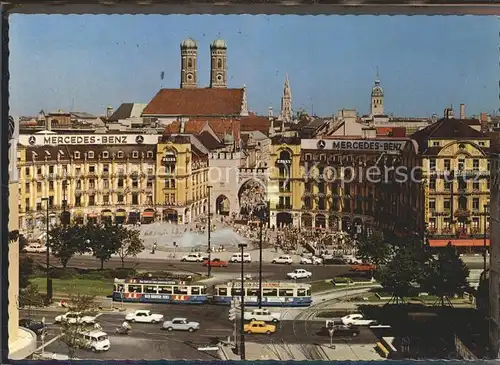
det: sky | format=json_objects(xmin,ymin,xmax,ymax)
[{"xmin": 9, "ymin": 15, "xmax": 499, "ymax": 118}]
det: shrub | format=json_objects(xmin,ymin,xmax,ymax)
[{"xmin": 333, "ymin": 277, "xmax": 353, "ymax": 284}]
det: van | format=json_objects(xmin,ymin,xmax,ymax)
[
  {"xmin": 229, "ymin": 253, "xmax": 252, "ymax": 263},
  {"xmin": 77, "ymin": 330, "xmax": 111, "ymax": 352}
]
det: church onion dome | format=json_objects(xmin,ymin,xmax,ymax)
[
  {"xmin": 371, "ymin": 80, "xmax": 384, "ymax": 97},
  {"xmin": 181, "ymin": 38, "xmax": 198, "ymax": 49},
  {"xmin": 211, "ymin": 39, "xmax": 227, "ymax": 49}
]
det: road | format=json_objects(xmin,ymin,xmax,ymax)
[
  {"xmin": 21, "ymin": 305, "xmax": 377, "ymax": 360},
  {"xmin": 27, "ymin": 253, "xmax": 352, "ymax": 282}
]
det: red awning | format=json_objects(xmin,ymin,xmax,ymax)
[
  {"xmin": 142, "ymin": 211, "xmax": 155, "ymax": 218},
  {"xmin": 429, "ymin": 239, "xmax": 490, "ymax": 247}
]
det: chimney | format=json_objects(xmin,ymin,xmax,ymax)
[
  {"xmin": 106, "ymin": 106, "xmax": 113, "ymax": 118},
  {"xmin": 47, "ymin": 119, "xmax": 52, "ymax": 131},
  {"xmin": 460, "ymin": 104, "xmax": 466, "ymax": 120}
]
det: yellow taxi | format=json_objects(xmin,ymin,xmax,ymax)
[{"xmin": 244, "ymin": 320, "xmax": 276, "ymax": 335}]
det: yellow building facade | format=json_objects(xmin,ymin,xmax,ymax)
[{"xmin": 413, "ymin": 116, "xmax": 491, "ymax": 251}]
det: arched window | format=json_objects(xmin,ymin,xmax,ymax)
[
  {"xmin": 188, "ymin": 58, "xmax": 193, "ymax": 68},
  {"xmin": 217, "ymin": 59, "xmax": 222, "ymax": 68},
  {"xmin": 279, "ymin": 150, "xmax": 291, "ymax": 161}
]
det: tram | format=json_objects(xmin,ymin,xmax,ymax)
[
  {"xmin": 112, "ymin": 278, "xmax": 209, "ymax": 304},
  {"xmin": 213, "ymin": 281, "xmax": 312, "ymax": 307}
]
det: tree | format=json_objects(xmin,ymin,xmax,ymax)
[
  {"xmin": 19, "ymin": 283, "xmax": 43, "ymax": 316},
  {"xmin": 419, "ymin": 243, "xmax": 470, "ymax": 306},
  {"xmin": 116, "ymin": 226, "xmax": 145, "ymax": 269},
  {"xmin": 19, "ymin": 255, "xmax": 35, "ymax": 289},
  {"xmin": 48, "ymin": 224, "xmax": 85, "ymax": 268},
  {"xmin": 356, "ymin": 230, "xmax": 394, "ymax": 268},
  {"xmin": 377, "ymin": 238, "xmax": 431, "ymax": 304},
  {"xmin": 83, "ymin": 221, "xmax": 122, "ymax": 270},
  {"xmin": 59, "ymin": 293, "xmax": 98, "ymax": 359}
]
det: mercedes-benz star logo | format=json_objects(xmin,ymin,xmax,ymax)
[
  {"xmin": 317, "ymin": 140, "xmax": 326, "ymax": 149},
  {"xmin": 28, "ymin": 136, "xmax": 36, "ymax": 146},
  {"xmin": 135, "ymin": 135, "xmax": 144, "ymax": 144}
]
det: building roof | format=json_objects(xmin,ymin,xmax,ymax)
[
  {"xmin": 108, "ymin": 103, "xmax": 147, "ymax": 122},
  {"xmin": 142, "ymin": 88, "xmax": 244, "ymax": 116},
  {"xmin": 376, "ymin": 127, "xmax": 407, "ymax": 137},
  {"xmin": 239, "ymin": 114, "xmax": 270, "ymax": 135},
  {"xmin": 70, "ymin": 112, "xmax": 96, "ymax": 119},
  {"xmin": 163, "ymin": 120, "xmax": 208, "ymax": 135},
  {"xmin": 197, "ymin": 131, "xmax": 224, "ymax": 150},
  {"xmin": 411, "ymin": 118, "xmax": 488, "ymax": 154}
]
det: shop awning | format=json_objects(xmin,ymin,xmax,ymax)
[
  {"xmin": 142, "ymin": 211, "xmax": 155, "ymax": 218},
  {"xmin": 101, "ymin": 211, "xmax": 112, "ymax": 216},
  {"xmin": 116, "ymin": 211, "xmax": 126, "ymax": 217},
  {"xmin": 128, "ymin": 212, "xmax": 140, "ymax": 217},
  {"xmin": 87, "ymin": 213, "xmax": 98, "ymax": 218},
  {"xmin": 429, "ymin": 239, "xmax": 490, "ymax": 247}
]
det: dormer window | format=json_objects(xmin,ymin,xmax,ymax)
[
  {"xmin": 102, "ymin": 151, "xmax": 109, "ymax": 159},
  {"xmin": 147, "ymin": 151, "xmax": 153, "ymax": 159},
  {"xmin": 132, "ymin": 151, "xmax": 139, "ymax": 159},
  {"xmin": 117, "ymin": 151, "xmax": 124, "ymax": 158},
  {"xmin": 74, "ymin": 151, "xmax": 80, "ymax": 159},
  {"xmin": 88, "ymin": 151, "xmax": 94, "ymax": 159},
  {"xmin": 432, "ymin": 142, "xmax": 439, "ymax": 147}
]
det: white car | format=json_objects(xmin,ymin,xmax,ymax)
[
  {"xmin": 344, "ymin": 255, "xmax": 362, "ymax": 264},
  {"xmin": 341, "ymin": 314, "xmax": 377, "ymax": 326},
  {"xmin": 286, "ymin": 269, "xmax": 312, "ymax": 280},
  {"xmin": 244, "ymin": 309, "xmax": 281, "ymax": 323},
  {"xmin": 125, "ymin": 310, "xmax": 164, "ymax": 324},
  {"xmin": 77, "ymin": 330, "xmax": 111, "ymax": 352},
  {"xmin": 54, "ymin": 312, "xmax": 97, "ymax": 325},
  {"xmin": 161, "ymin": 318, "xmax": 200, "ymax": 332},
  {"xmin": 300, "ymin": 256, "xmax": 322, "ymax": 265},
  {"xmin": 229, "ymin": 253, "xmax": 252, "ymax": 263},
  {"xmin": 271, "ymin": 255, "xmax": 293, "ymax": 265},
  {"xmin": 181, "ymin": 253, "xmax": 204, "ymax": 262}
]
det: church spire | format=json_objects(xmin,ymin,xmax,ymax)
[{"xmin": 280, "ymin": 74, "xmax": 292, "ymax": 123}]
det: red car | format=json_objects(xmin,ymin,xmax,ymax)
[
  {"xmin": 203, "ymin": 258, "xmax": 228, "ymax": 267},
  {"xmin": 350, "ymin": 263, "xmax": 376, "ymax": 272}
]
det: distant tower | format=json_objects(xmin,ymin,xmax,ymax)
[
  {"xmin": 210, "ymin": 39, "xmax": 227, "ymax": 88},
  {"xmin": 370, "ymin": 69, "xmax": 384, "ymax": 116},
  {"xmin": 280, "ymin": 74, "xmax": 293, "ymax": 123},
  {"xmin": 180, "ymin": 38, "xmax": 198, "ymax": 88}
]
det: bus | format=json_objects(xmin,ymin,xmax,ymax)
[
  {"xmin": 213, "ymin": 281, "xmax": 312, "ymax": 307},
  {"xmin": 112, "ymin": 278, "xmax": 209, "ymax": 304}
]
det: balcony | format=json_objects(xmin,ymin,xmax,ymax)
[
  {"xmin": 454, "ymin": 209, "xmax": 470, "ymax": 218},
  {"xmin": 276, "ymin": 204, "xmax": 293, "ymax": 210}
]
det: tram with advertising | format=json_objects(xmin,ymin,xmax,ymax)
[
  {"xmin": 112, "ymin": 278, "xmax": 209, "ymax": 304},
  {"xmin": 213, "ymin": 281, "xmax": 312, "ymax": 307}
]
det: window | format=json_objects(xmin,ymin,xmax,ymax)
[
  {"xmin": 429, "ymin": 199, "xmax": 436, "ymax": 211},
  {"xmin": 173, "ymin": 286, "xmax": 188, "ymax": 295},
  {"xmin": 25, "ymin": 167, "xmax": 30, "ymax": 176},
  {"xmin": 132, "ymin": 151, "xmax": 139, "ymax": 158},
  {"xmin": 103, "ymin": 164, "xmax": 109, "ymax": 172},
  {"xmin": 74, "ymin": 151, "xmax": 80, "ymax": 159},
  {"xmin": 187, "ymin": 58, "xmax": 192, "ymax": 68},
  {"xmin": 473, "ymin": 159, "xmax": 479, "ymax": 170},
  {"xmin": 473, "ymin": 198, "xmax": 480, "ymax": 211},
  {"xmin": 262, "ymin": 289, "xmax": 277, "ymax": 297},
  {"xmin": 103, "ymin": 195, "xmax": 109, "ymax": 204},
  {"xmin": 76, "ymin": 167, "xmax": 81, "ymax": 175},
  {"xmin": 144, "ymin": 286, "xmax": 156, "ymax": 294},
  {"xmin": 429, "ymin": 179, "xmax": 436, "ymax": 190},
  {"xmin": 25, "ymin": 182, "xmax": 30, "ymax": 192},
  {"xmin": 89, "ymin": 179, "xmax": 95, "ymax": 189},
  {"xmin": 132, "ymin": 193, "xmax": 139, "ymax": 205},
  {"xmin": 103, "ymin": 179, "xmax": 109, "ymax": 189},
  {"xmin": 25, "ymin": 198, "xmax": 29, "ymax": 210},
  {"xmin": 118, "ymin": 179, "xmax": 124, "ymax": 188},
  {"xmin": 429, "ymin": 159, "xmax": 436, "ymax": 170},
  {"xmin": 432, "ymin": 141, "xmax": 440, "ymax": 147},
  {"xmin": 88, "ymin": 195, "xmax": 95, "ymax": 205},
  {"xmin": 102, "ymin": 151, "xmax": 109, "ymax": 158},
  {"xmin": 89, "ymin": 165, "xmax": 95, "ymax": 173},
  {"xmin": 191, "ymin": 287, "xmax": 200, "ymax": 295},
  {"xmin": 49, "ymin": 181, "xmax": 54, "ymax": 191},
  {"xmin": 132, "ymin": 179, "xmax": 139, "ymax": 188},
  {"xmin": 36, "ymin": 182, "xmax": 42, "ymax": 192},
  {"xmin": 36, "ymin": 202, "xmax": 42, "ymax": 211},
  {"xmin": 147, "ymin": 151, "xmax": 153, "ymax": 158},
  {"xmin": 158, "ymin": 286, "xmax": 173, "ymax": 294},
  {"xmin": 444, "ymin": 181, "xmax": 451, "ymax": 191},
  {"xmin": 117, "ymin": 194, "xmax": 124, "ymax": 203},
  {"xmin": 117, "ymin": 151, "xmax": 124, "ymax": 158},
  {"xmin": 473, "ymin": 181, "xmax": 480, "ymax": 191},
  {"xmin": 75, "ymin": 196, "xmax": 81, "ymax": 207},
  {"xmin": 444, "ymin": 159, "xmax": 451, "ymax": 171},
  {"xmin": 48, "ymin": 166, "xmax": 54, "ymax": 174},
  {"xmin": 444, "ymin": 199, "xmax": 451, "ymax": 211},
  {"xmin": 37, "ymin": 167, "xmax": 42, "ymax": 175},
  {"xmin": 88, "ymin": 151, "xmax": 94, "ymax": 159},
  {"xmin": 297, "ymin": 288, "xmax": 307, "ymax": 297}
]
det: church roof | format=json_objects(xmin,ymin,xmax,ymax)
[
  {"xmin": 239, "ymin": 114, "xmax": 270, "ymax": 135},
  {"xmin": 142, "ymin": 88, "xmax": 244, "ymax": 117}
]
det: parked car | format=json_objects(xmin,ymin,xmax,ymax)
[
  {"xmin": 286, "ymin": 269, "xmax": 312, "ymax": 280},
  {"xmin": 125, "ymin": 310, "xmax": 164, "ymax": 324},
  {"xmin": 341, "ymin": 314, "xmax": 377, "ymax": 326},
  {"xmin": 343, "ymin": 255, "xmax": 362, "ymax": 264},
  {"xmin": 318, "ymin": 324, "xmax": 360, "ymax": 337},
  {"xmin": 350, "ymin": 263, "xmax": 376, "ymax": 272},
  {"xmin": 229, "ymin": 253, "xmax": 252, "ymax": 263},
  {"xmin": 324, "ymin": 257, "xmax": 347, "ymax": 265},
  {"xmin": 161, "ymin": 318, "xmax": 200, "ymax": 332},
  {"xmin": 202, "ymin": 258, "xmax": 228, "ymax": 267},
  {"xmin": 19, "ymin": 318, "xmax": 47, "ymax": 335},
  {"xmin": 244, "ymin": 309, "xmax": 281, "ymax": 323},
  {"xmin": 300, "ymin": 256, "xmax": 322, "ymax": 265},
  {"xmin": 181, "ymin": 253, "xmax": 204, "ymax": 262},
  {"xmin": 244, "ymin": 320, "xmax": 276, "ymax": 335},
  {"xmin": 271, "ymin": 255, "xmax": 293, "ymax": 265},
  {"xmin": 54, "ymin": 312, "xmax": 97, "ymax": 325}
]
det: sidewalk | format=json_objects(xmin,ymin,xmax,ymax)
[
  {"xmin": 317, "ymin": 343, "xmax": 385, "ymax": 361},
  {"xmin": 219, "ymin": 342, "xmax": 309, "ymax": 360}
]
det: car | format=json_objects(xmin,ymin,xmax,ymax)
[
  {"xmin": 286, "ymin": 268, "xmax": 312, "ymax": 280},
  {"xmin": 54, "ymin": 312, "xmax": 97, "ymax": 325},
  {"xmin": 77, "ymin": 330, "xmax": 111, "ymax": 352},
  {"xmin": 324, "ymin": 257, "xmax": 347, "ymax": 265},
  {"xmin": 271, "ymin": 255, "xmax": 293, "ymax": 265},
  {"xmin": 343, "ymin": 255, "xmax": 362, "ymax": 264},
  {"xmin": 161, "ymin": 318, "xmax": 200, "ymax": 332},
  {"xmin": 229, "ymin": 253, "xmax": 252, "ymax": 263},
  {"xmin": 19, "ymin": 318, "xmax": 47, "ymax": 335},
  {"xmin": 125, "ymin": 310, "xmax": 164, "ymax": 324},
  {"xmin": 300, "ymin": 256, "xmax": 322, "ymax": 265},
  {"xmin": 318, "ymin": 324, "xmax": 360, "ymax": 337},
  {"xmin": 244, "ymin": 320, "xmax": 276, "ymax": 335},
  {"xmin": 350, "ymin": 263, "xmax": 376, "ymax": 272},
  {"xmin": 181, "ymin": 253, "xmax": 204, "ymax": 262},
  {"xmin": 244, "ymin": 309, "xmax": 281, "ymax": 323},
  {"xmin": 341, "ymin": 314, "xmax": 377, "ymax": 326},
  {"xmin": 203, "ymin": 258, "xmax": 228, "ymax": 267}
]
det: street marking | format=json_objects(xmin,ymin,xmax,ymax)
[
  {"xmin": 34, "ymin": 334, "xmax": 62, "ymax": 352},
  {"xmin": 204, "ymin": 328, "xmax": 232, "ymax": 332}
]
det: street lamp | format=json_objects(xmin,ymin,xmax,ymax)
[
  {"xmin": 207, "ymin": 185, "xmax": 213, "ymax": 277},
  {"xmin": 41, "ymin": 197, "xmax": 52, "ymax": 302},
  {"xmin": 483, "ymin": 204, "xmax": 490, "ymax": 272},
  {"xmin": 238, "ymin": 243, "xmax": 247, "ymax": 360}
]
